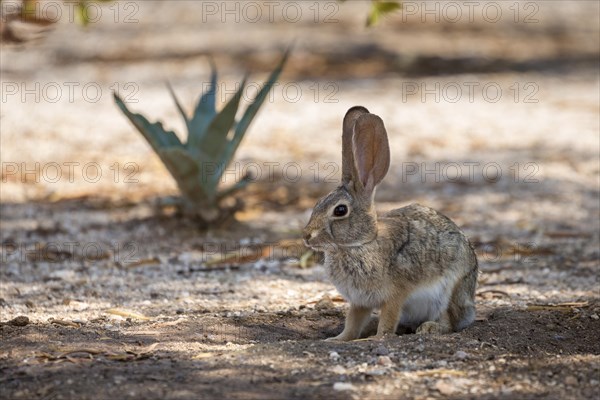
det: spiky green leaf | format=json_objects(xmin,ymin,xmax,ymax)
[
  {"xmin": 188, "ymin": 58, "xmax": 218, "ymax": 149},
  {"xmin": 219, "ymin": 50, "xmax": 290, "ymax": 175},
  {"xmin": 200, "ymin": 76, "xmax": 247, "ymax": 165},
  {"xmin": 114, "ymin": 93, "xmax": 183, "ymax": 151},
  {"xmin": 166, "ymin": 81, "xmax": 191, "ymax": 131}
]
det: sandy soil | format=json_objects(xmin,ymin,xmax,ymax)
[{"xmin": 1, "ymin": 1, "xmax": 599, "ymax": 399}]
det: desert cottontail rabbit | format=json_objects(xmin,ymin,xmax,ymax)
[{"xmin": 303, "ymin": 106, "xmax": 478, "ymax": 341}]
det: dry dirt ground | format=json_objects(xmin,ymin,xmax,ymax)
[{"xmin": 1, "ymin": 1, "xmax": 599, "ymax": 399}]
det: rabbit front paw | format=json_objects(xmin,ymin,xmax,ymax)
[{"xmin": 325, "ymin": 333, "xmax": 356, "ymax": 342}]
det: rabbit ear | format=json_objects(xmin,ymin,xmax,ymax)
[
  {"xmin": 352, "ymin": 114, "xmax": 390, "ymax": 198},
  {"xmin": 342, "ymin": 106, "xmax": 370, "ymax": 184}
]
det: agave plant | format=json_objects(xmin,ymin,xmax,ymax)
[{"xmin": 114, "ymin": 51, "xmax": 289, "ymax": 223}]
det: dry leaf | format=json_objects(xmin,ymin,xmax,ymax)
[
  {"xmin": 545, "ymin": 231, "xmax": 591, "ymax": 239},
  {"xmin": 48, "ymin": 318, "xmax": 81, "ymax": 328},
  {"xmin": 106, "ymin": 308, "xmax": 151, "ymax": 320},
  {"xmin": 193, "ymin": 352, "xmax": 215, "ymax": 360},
  {"xmin": 126, "ymin": 342, "xmax": 158, "ymax": 356},
  {"xmin": 526, "ymin": 301, "xmax": 589, "ymax": 312},
  {"xmin": 205, "ymin": 246, "xmax": 270, "ymax": 266},
  {"xmin": 299, "ymin": 250, "xmax": 314, "ymax": 269},
  {"xmin": 415, "ymin": 369, "xmax": 467, "ymax": 377},
  {"xmin": 125, "ymin": 257, "xmax": 161, "ymax": 268}
]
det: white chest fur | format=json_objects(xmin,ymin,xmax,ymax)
[
  {"xmin": 324, "ymin": 250, "xmax": 390, "ymax": 308},
  {"xmin": 399, "ymin": 277, "xmax": 451, "ymax": 329}
]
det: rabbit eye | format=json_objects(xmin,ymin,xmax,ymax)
[{"xmin": 333, "ymin": 204, "xmax": 348, "ymax": 217}]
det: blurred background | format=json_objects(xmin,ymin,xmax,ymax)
[{"xmin": 2, "ymin": 0, "xmax": 598, "ymax": 207}]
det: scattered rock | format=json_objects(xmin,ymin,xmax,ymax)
[
  {"xmin": 315, "ymin": 296, "xmax": 334, "ymax": 310},
  {"xmin": 454, "ymin": 350, "xmax": 469, "ymax": 360},
  {"xmin": 435, "ymin": 380, "xmax": 458, "ymax": 395},
  {"xmin": 331, "ymin": 365, "xmax": 346, "ymax": 374},
  {"xmin": 333, "ymin": 382, "xmax": 355, "ymax": 391},
  {"xmin": 366, "ymin": 368, "xmax": 386, "ymax": 376},
  {"xmin": 8, "ymin": 316, "xmax": 29, "ymax": 326},
  {"xmin": 104, "ymin": 324, "xmax": 119, "ymax": 332},
  {"xmin": 329, "ymin": 351, "xmax": 340, "ymax": 361},
  {"xmin": 469, "ymin": 386, "xmax": 481, "ymax": 394},
  {"xmin": 377, "ymin": 356, "xmax": 393, "ymax": 367},
  {"xmin": 48, "ymin": 269, "xmax": 75, "ymax": 281},
  {"xmin": 226, "ymin": 311, "xmax": 242, "ymax": 318},
  {"xmin": 373, "ymin": 345, "xmax": 389, "ymax": 355},
  {"xmin": 565, "ymin": 376, "xmax": 578, "ymax": 386}
]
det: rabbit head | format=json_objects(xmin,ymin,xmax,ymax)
[{"xmin": 303, "ymin": 106, "xmax": 390, "ymax": 251}]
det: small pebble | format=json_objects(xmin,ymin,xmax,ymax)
[
  {"xmin": 469, "ymin": 386, "xmax": 481, "ymax": 394},
  {"xmin": 454, "ymin": 350, "xmax": 468, "ymax": 360},
  {"xmin": 565, "ymin": 376, "xmax": 578, "ymax": 386},
  {"xmin": 8, "ymin": 316, "xmax": 29, "ymax": 326},
  {"xmin": 366, "ymin": 368, "xmax": 386, "ymax": 376},
  {"xmin": 104, "ymin": 324, "xmax": 119, "ymax": 331},
  {"xmin": 333, "ymin": 382, "xmax": 354, "ymax": 391},
  {"xmin": 315, "ymin": 297, "xmax": 334, "ymax": 310},
  {"xmin": 373, "ymin": 345, "xmax": 389, "ymax": 356},
  {"xmin": 377, "ymin": 356, "xmax": 393, "ymax": 367},
  {"xmin": 331, "ymin": 365, "xmax": 346, "ymax": 374},
  {"xmin": 329, "ymin": 351, "xmax": 340, "ymax": 361},
  {"xmin": 435, "ymin": 381, "xmax": 458, "ymax": 395}
]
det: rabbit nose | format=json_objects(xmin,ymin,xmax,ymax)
[
  {"xmin": 303, "ymin": 233, "xmax": 312, "ymax": 244},
  {"xmin": 303, "ymin": 231, "xmax": 315, "ymax": 246}
]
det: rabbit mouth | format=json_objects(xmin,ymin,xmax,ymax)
[
  {"xmin": 304, "ymin": 238, "xmax": 336, "ymax": 252},
  {"xmin": 304, "ymin": 241, "xmax": 327, "ymax": 251}
]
